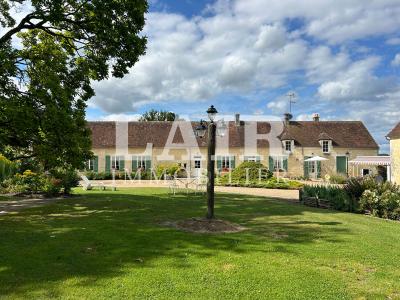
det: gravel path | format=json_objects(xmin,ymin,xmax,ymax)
[
  {"xmin": 0, "ymin": 181, "xmax": 299, "ymax": 214},
  {"xmin": 82, "ymin": 180, "xmax": 300, "ymax": 201}
]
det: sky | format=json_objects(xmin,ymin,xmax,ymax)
[{"xmin": 2, "ymin": 0, "xmax": 400, "ymax": 153}]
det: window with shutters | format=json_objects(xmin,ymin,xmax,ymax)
[
  {"xmin": 220, "ymin": 156, "xmax": 230, "ymax": 169},
  {"xmin": 87, "ymin": 159, "xmax": 95, "ymax": 171},
  {"xmin": 111, "ymin": 156, "xmax": 124, "ymax": 170},
  {"xmin": 133, "ymin": 155, "xmax": 149, "ymax": 169}
]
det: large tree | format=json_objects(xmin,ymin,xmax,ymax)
[
  {"xmin": 139, "ymin": 109, "xmax": 177, "ymax": 122},
  {"xmin": 0, "ymin": 0, "xmax": 147, "ymax": 169}
]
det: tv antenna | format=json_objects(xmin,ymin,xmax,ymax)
[{"xmin": 286, "ymin": 92, "xmax": 297, "ymax": 113}]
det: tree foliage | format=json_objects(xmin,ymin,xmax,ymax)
[
  {"xmin": 0, "ymin": 0, "xmax": 148, "ymax": 169},
  {"xmin": 139, "ymin": 109, "xmax": 177, "ymax": 122}
]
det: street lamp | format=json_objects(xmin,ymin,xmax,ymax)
[
  {"xmin": 345, "ymin": 151, "xmax": 351, "ymax": 177},
  {"xmin": 195, "ymin": 105, "xmax": 226, "ymax": 219}
]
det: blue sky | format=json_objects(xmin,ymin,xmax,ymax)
[{"xmin": 87, "ymin": 0, "xmax": 400, "ymax": 153}]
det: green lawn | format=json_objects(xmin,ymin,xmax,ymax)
[{"xmin": 1, "ymin": 188, "xmax": 400, "ymax": 299}]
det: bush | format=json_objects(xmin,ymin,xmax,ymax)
[
  {"xmin": 219, "ymin": 162, "xmax": 272, "ymax": 184},
  {"xmin": 155, "ymin": 164, "xmax": 181, "ymax": 179},
  {"xmin": 0, "ymin": 170, "xmax": 62, "ymax": 196},
  {"xmin": 50, "ymin": 168, "xmax": 79, "ymax": 194},
  {"xmin": 329, "ymin": 173, "xmax": 347, "ymax": 184},
  {"xmin": 0, "ymin": 154, "xmax": 17, "ymax": 182},
  {"xmin": 344, "ymin": 176, "xmax": 399, "ymax": 210},
  {"xmin": 42, "ymin": 178, "xmax": 62, "ymax": 196},
  {"xmin": 360, "ymin": 189, "xmax": 400, "ymax": 220},
  {"xmin": 302, "ymin": 185, "xmax": 352, "ymax": 211}
]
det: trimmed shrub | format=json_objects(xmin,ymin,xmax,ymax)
[
  {"xmin": 302, "ymin": 185, "xmax": 352, "ymax": 211},
  {"xmin": 50, "ymin": 168, "xmax": 80, "ymax": 194},
  {"xmin": 329, "ymin": 173, "xmax": 347, "ymax": 184},
  {"xmin": 219, "ymin": 162, "xmax": 272, "ymax": 184}
]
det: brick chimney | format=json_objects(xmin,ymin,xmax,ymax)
[
  {"xmin": 235, "ymin": 113, "xmax": 240, "ymax": 126},
  {"xmin": 284, "ymin": 113, "xmax": 293, "ymax": 126}
]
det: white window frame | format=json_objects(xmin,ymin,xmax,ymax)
[
  {"xmin": 194, "ymin": 160, "xmax": 201, "ymax": 169},
  {"xmin": 362, "ymin": 168, "xmax": 370, "ymax": 177},
  {"xmin": 87, "ymin": 159, "xmax": 95, "ymax": 171},
  {"xmin": 322, "ymin": 140, "xmax": 330, "ymax": 153},
  {"xmin": 220, "ymin": 155, "xmax": 231, "ymax": 169},
  {"xmin": 133, "ymin": 155, "xmax": 150, "ymax": 170},
  {"xmin": 244, "ymin": 155, "xmax": 260, "ymax": 162},
  {"xmin": 111, "ymin": 155, "xmax": 123, "ymax": 170},
  {"xmin": 285, "ymin": 140, "xmax": 292, "ymax": 152}
]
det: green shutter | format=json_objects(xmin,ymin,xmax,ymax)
[
  {"xmin": 105, "ymin": 155, "xmax": 111, "ymax": 173},
  {"xmin": 145, "ymin": 156, "xmax": 152, "ymax": 170},
  {"xmin": 119, "ymin": 156, "xmax": 125, "ymax": 171},
  {"xmin": 216, "ymin": 156, "xmax": 222, "ymax": 170},
  {"xmin": 230, "ymin": 156, "xmax": 235, "ymax": 169},
  {"xmin": 93, "ymin": 156, "xmax": 98, "ymax": 172},
  {"xmin": 268, "ymin": 156, "xmax": 274, "ymax": 171},
  {"xmin": 317, "ymin": 161, "xmax": 321, "ymax": 178},
  {"xmin": 283, "ymin": 157, "xmax": 288, "ymax": 171},
  {"xmin": 132, "ymin": 156, "xmax": 138, "ymax": 170},
  {"xmin": 336, "ymin": 156, "xmax": 347, "ymax": 174},
  {"xmin": 304, "ymin": 156, "xmax": 310, "ymax": 178},
  {"xmin": 256, "ymin": 156, "xmax": 261, "ymax": 162}
]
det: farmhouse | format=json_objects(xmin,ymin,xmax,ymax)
[{"xmin": 87, "ymin": 113, "xmax": 379, "ymax": 179}]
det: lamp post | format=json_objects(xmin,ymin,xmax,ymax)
[
  {"xmin": 195, "ymin": 105, "xmax": 225, "ymax": 219},
  {"xmin": 345, "ymin": 151, "xmax": 350, "ymax": 177}
]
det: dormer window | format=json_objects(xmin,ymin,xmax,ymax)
[
  {"xmin": 282, "ymin": 140, "xmax": 294, "ymax": 154},
  {"xmin": 285, "ymin": 140, "xmax": 292, "ymax": 152},
  {"xmin": 322, "ymin": 140, "xmax": 329, "ymax": 153},
  {"xmin": 318, "ymin": 132, "xmax": 333, "ymax": 154}
]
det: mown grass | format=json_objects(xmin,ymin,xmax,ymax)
[{"xmin": 0, "ymin": 188, "xmax": 400, "ymax": 299}]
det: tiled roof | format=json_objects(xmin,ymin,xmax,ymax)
[
  {"xmin": 318, "ymin": 132, "xmax": 333, "ymax": 141},
  {"xmin": 386, "ymin": 122, "xmax": 400, "ymax": 139},
  {"xmin": 88, "ymin": 120, "xmax": 378, "ymax": 149},
  {"xmin": 280, "ymin": 121, "xmax": 378, "ymax": 149},
  {"xmin": 88, "ymin": 121, "xmax": 270, "ymax": 148}
]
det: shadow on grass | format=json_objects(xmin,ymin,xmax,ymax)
[{"xmin": 0, "ymin": 188, "xmax": 349, "ymax": 296}]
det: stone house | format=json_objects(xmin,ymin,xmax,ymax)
[{"xmin": 86, "ymin": 114, "xmax": 379, "ymax": 179}]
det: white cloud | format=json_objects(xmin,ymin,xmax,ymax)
[
  {"xmin": 317, "ymin": 56, "xmax": 395, "ymax": 101},
  {"xmin": 386, "ymin": 37, "xmax": 400, "ymax": 45},
  {"xmin": 89, "ymin": 114, "xmax": 142, "ymax": 122},
  {"xmin": 391, "ymin": 53, "xmax": 400, "ymax": 66},
  {"xmin": 91, "ymin": 0, "xmax": 400, "ymax": 118},
  {"xmin": 92, "ymin": 11, "xmax": 308, "ymax": 113}
]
